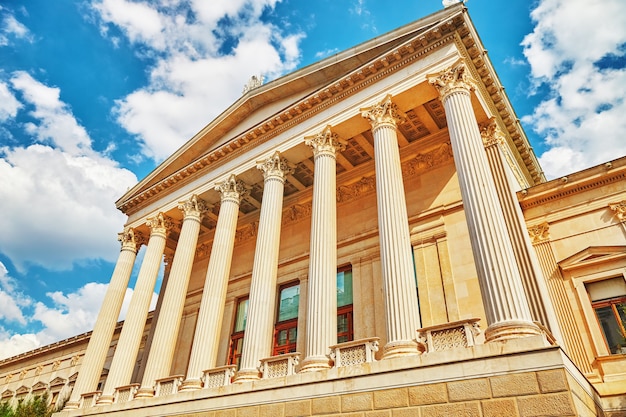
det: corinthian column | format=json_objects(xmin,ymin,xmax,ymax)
[
  {"xmin": 361, "ymin": 95, "xmax": 421, "ymax": 358},
  {"xmin": 235, "ymin": 151, "xmax": 292, "ymax": 382},
  {"xmin": 300, "ymin": 126, "xmax": 344, "ymax": 372},
  {"xmin": 480, "ymin": 119, "xmax": 562, "ymax": 341},
  {"xmin": 182, "ymin": 176, "xmax": 248, "ymax": 390},
  {"xmin": 98, "ymin": 213, "xmax": 172, "ymax": 404},
  {"xmin": 136, "ymin": 196, "xmax": 208, "ymax": 398},
  {"xmin": 428, "ymin": 60, "xmax": 540, "ymax": 342},
  {"xmin": 65, "ymin": 228, "xmax": 144, "ymax": 409}
]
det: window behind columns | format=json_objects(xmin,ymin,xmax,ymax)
[
  {"xmin": 587, "ymin": 277, "xmax": 626, "ymax": 354},
  {"xmin": 228, "ymin": 297, "xmax": 248, "ymax": 369},
  {"xmin": 273, "ymin": 283, "xmax": 300, "ymax": 355},
  {"xmin": 337, "ymin": 265, "xmax": 354, "ymax": 343}
]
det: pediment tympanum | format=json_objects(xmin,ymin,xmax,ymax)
[{"xmin": 559, "ymin": 246, "xmax": 626, "ymax": 272}]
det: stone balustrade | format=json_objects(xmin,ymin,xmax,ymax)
[
  {"xmin": 201, "ymin": 365, "xmax": 236, "ymax": 389},
  {"xmin": 259, "ymin": 353, "xmax": 300, "ymax": 379},
  {"xmin": 80, "ymin": 391, "xmax": 101, "ymax": 408},
  {"xmin": 330, "ymin": 337, "xmax": 380, "ymax": 367},
  {"xmin": 416, "ymin": 318, "xmax": 481, "ymax": 353},
  {"xmin": 114, "ymin": 383, "xmax": 139, "ymax": 403},
  {"xmin": 154, "ymin": 375, "xmax": 184, "ymax": 397}
]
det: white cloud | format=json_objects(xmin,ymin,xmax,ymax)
[
  {"xmin": 92, "ymin": 0, "xmax": 303, "ymax": 161},
  {"xmin": 0, "ymin": 261, "xmax": 158, "ymax": 360},
  {"xmin": 0, "ymin": 73, "xmax": 138, "ymax": 271},
  {"xmin": 521, "ymin": 0, "xmax": 626, "ymax": 178},
  {"xmin": 0, "ymin": 81, "xmax": 21, "ymax": 121},
  {"xmin": 0, "ymin": 12, "xmax": 31, "ymax": 46}
]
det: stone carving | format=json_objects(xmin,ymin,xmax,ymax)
[
  {"xmin": 428, "ymin": 60, "xmax": 476, "ymax": 100},
  {"xmin": 609, "ymin": 200, "xmax": 626, "ymax": 222},
  {"xmin": 70, "ymin": 355, "xmax": 80, "ymax": 366},
  {"xmin": 479, "ymin": 118, "xmax": 506, "ymax": 148},
  {"xmin": 361, "ymin": 94, "xmax": 403, "ymax": 128},
  {"xmin": 402, "ymin": 142, "xmax": 453, "ymax": 176},
  {"xmin": 283, "ymin": 203, "xmax": 312, "ymax": 224},
  {"xmin": 118, "ymin": 227, "xmax": 145, "ymax": 252},
  {"xmin": 35, "ymin": 365, "xmax": 44, "ymax": 376},
  {"xmin": 337, "ymin": 176, "xmax": 376, "ymax": 203},
  {"xmin": 257, "ymin": 151, "xmax": 294, "ymax": 181},
  {"xmin": 146, "ymin": 212, "xmax": 174, "ymax": 235},
  {"xmin": 217, "ymin": 174, "xmax": 250, "ymax": 203},
  {"xmin": 528, "ymin": 222, "xmax": 550, "ymax": 244},
  {"xmin": 242, "ymin": 74, "xmax": 264, "ymax": 94},
  {"xmin": 195, "ymin": 243, "xmax": 212, "ymax": 259},
  {"xmin": 52, "ymin": 360, "xmax": 61, "ymax": 371},
  {"xmin": 178, "ymin": 194, "xmax": 209, "ymax": 219},
  {"xmin": 304, "ymin": 125, "xmax": 346, "ymax": 158},
  {"xmin": 330, "ymin": 338, "xmax": 379, "ymax": 367},
  {"xmin": 19, "ymin": 370, "xmax": 26, "ymax": 380},
  {"xmin": 202, "ymin": 366, "xmax": 236, "ymax": 389},
  {"xmin": 4, "ymin": 374, "xmax": 12, "ymax": 384},
  {"xmin": 235, "ymin": 221, "xmax": 259, "ymax": 243},
  {"xmin": 259, "ymin": 353, "xmax": 300, "ymax": 379}
]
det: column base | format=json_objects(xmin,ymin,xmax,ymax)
[
  {"xmin": 63, "ymin": 401, "xmax": 80, "ymax": 410},
  {"xmin": 134, "ymin": 386, "xmax": 155, "ymax": 399},
  {"xmin": 179, "ymin": 378, "xmax": 203, "ymax": 391},
  {"xmin": 96, "ymin": 394, "xmax": 114, "ymax": 405},
  {"xmin": 299, "ymin": 355, "xmax": 333, "ymax": 373},
  {"xmin": 484, "ymin": 320, "xmax": 542, "ymax": 343},
  {"xmin": 233, "ymin": 368, "xmax": 261, "ymax": 383},
  {"xmin": 382, "ymin": 340, "xmax": 420, "ymax": 359}
]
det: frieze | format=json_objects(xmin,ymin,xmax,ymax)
[
  {"xmin": 402, "ymin": 142, "xmax": 453, "ymax": 176},
  {"xmin": 235, "ymin": 221, "xmax": 259, "ymax": 244},
  {"xmin": 337, "ymin": 176, "xmax": 376, "ymax": 204},
  {"xmin": 283, "ymin": 203, "xmax": 313, "ymax": 225},
  {"xmin": 196, "ymin": 242, "xmax": 212, "ymax": 259}
]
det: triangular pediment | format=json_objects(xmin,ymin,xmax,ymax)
[
  {"xmin": 49, "ymin": 377, "xmax": 66, "ymax": 387},
  {"xmin": 15, "ymin": 385, "xmax": 29, "ymax": 395},
  {"xmin": 559, "ymin": 246, "xmax": 626, "ymax": 271},
  {"xmin": 31, "ymin": 381, "xmax": 47, "ymax": 392},
  {"xmin": 116, "ymin": 5, "xmax": 466, "ymax": 213},
  {"xmin": 1, "ymin": 389, "xmax": 13, "ymax": 398}
]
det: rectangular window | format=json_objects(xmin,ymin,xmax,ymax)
[
  {"xmin": 273, "ymin": 283, "xmax": 299, "ymax": 355},
  {"xmin": 587, "ymin": 278, "xmax": 626, "ymax": 354},
  {"xmin": 228, "ymin": 297, "xmax": 248, "ymax": 368},
  {"xmin": 337, "ymin": 266, "xmax": 354, "ymax": 343}
]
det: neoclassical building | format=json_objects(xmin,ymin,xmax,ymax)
[{"xmin": 1, "ymin": 3, "xmax": 625, "ymax": 416}]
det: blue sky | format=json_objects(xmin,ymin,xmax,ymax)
[{"xmin": 0, "ymin": 0, "xmax": 625, "ymax": 359}]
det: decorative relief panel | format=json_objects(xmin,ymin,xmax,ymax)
[
  {"xmin": 402, "ymin": 142, "xmax": 453, "ymax": 177},
  {"xmin": 528, "ymin": 222, "xmax": 550, "ymax": 245},
  {"xmin": 609, "ymin": 200, "xmax": 626, "ymax": 222},
  {"xmin": 337, "ymin": 176, "xmax": 376, "ymax": 204}
]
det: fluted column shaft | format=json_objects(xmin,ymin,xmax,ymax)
[
  {"xmin": 183, "ymin": 177, "xmax": 246, "ymax": 390},
  {"xmin": 301, "ymin": 127, "xmax": 342, "ymax": 371},
  {"xmin": 65, "ymin": 228, "xmax": 143, "ymax": 409},
  {"xmin": 136, "ymin": 196, "xmax": 207, "ymax": 398},
  {"xmin": 98, "ymin": 213, "xmax": 171, "ymax": 404},
  {"xmin": 235, "ymin": 152, "xmax": 291, "ymax": 382},
  {"xmin": 481, "ymin": 120, "xmax": 562, "ymax": 342},
  {"xmin": 429, "ymin": 61, "xmax": 540, "ymax": 342},
  {"xmin": 361, "ymin": 95, "xmax": 421, "ymax": 358}
]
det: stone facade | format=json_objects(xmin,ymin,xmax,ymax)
[{"xmin": 1, "ymin": 3, "xmax": 625, "ymax": 416}]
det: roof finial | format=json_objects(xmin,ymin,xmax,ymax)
[
  {"xmin": 242, "ymin": 74, "xmax": 264, "ymax": 95},
  {"xmin": 442, "ymin": 0, "xmax": 464, "ymax": 8}
]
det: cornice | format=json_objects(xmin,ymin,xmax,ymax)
[
  {"xmin": 116, "ymin": 13, "xmax": 466, "ymax": 215},
  {"xmin": 518, "ymin": 156, "xmax": 626, "ymax": 210}
]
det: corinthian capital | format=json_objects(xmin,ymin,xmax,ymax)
[
  {"xmin": 361, "ymin": 94, "xmax": 403, "ymax": 129},
  {"xmin": 118, "ymin": 227, "xmax": 145, "ymax": 252},
  {"xmin": 479, "ymin": 118, "xmax": 506, "ymax": 148},
  {"xmin": 304, "ymin": 126, "xmax": 345, "ymax": 158},
  {"xmin": 146, "ymin": 212, "xmax": 174, "ymax": 236},
  {"xmin": 528, "ymin": 222, "xmax": 550, "ymax": 245},
  {"xmin": 428, "ymin": 60, "xmax": 476, "ymax": 101},
  {"xmin": 178, "ymin": 194, "xmax": 209, "ymax": 220},
  {"xmin": 256, "ymin": 151, "xmax": 294, "ymax": 182},
  {"xmin": 216, "ymin": 174, "xmax": 250, "ymax": 204},
  {"xmin": 609, "ymin": 200, "xmax": 626, "ymax": 222}
]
